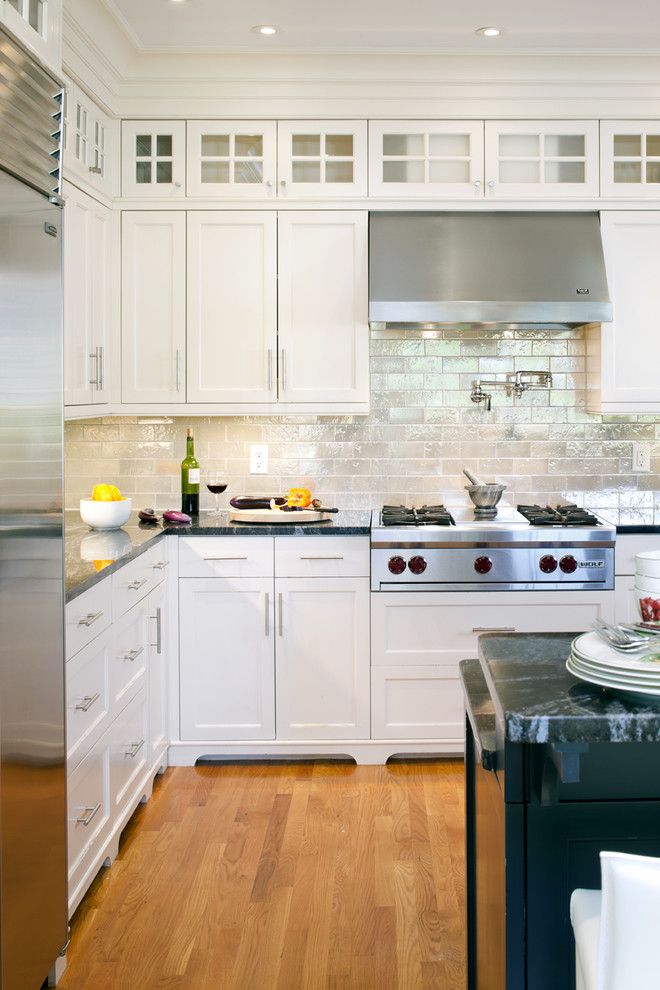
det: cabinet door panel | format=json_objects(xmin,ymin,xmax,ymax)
[
  {"xmin": 187, "ymin": 120, "xmax": 276, "ymax": 198},
  {"xmin": 122, "ymin": 121, "xmax": 185, "ymax": 199},
  {"xmin": 110, "ymin": 601, "xmax": 148, "ymax": 716},
  {"xmin": 187, "ymin": 212, "xmax": 277, "ymax": 403},
  {"xmin": 588, "ymin": 212, "xmax": 660, "ymax": 411},
  {"xmin": 278, "ymin": 211, "xmax": 368, "ymax": 403},
  {"xmin": 484, "ymin": 121, "xmax": 599, "ymax": 199},
  {"xmin": 276, "ymin": 578, "xmax": 370, "ymax": 740},
  {"xmin": 121, "ymin": 211, "xmax": 186, "ymax": 403},
  {"xmin": 278, "ymin": 121, "xmax": 367, "ymax": 198},
  {"xmin": 179, "ymin": 578, "xmax": 275, "ymax": 740},
  {"xmin": 601, "ymin": 121, "xmax": 660, "ymax": 199},
  {"xmin": 109, "ymin": 689, "xmax": 148, "ymax": 814},
  {"xmin": 371, "ymin": 666, "xmax": 463, "ymax": 741},
  {"xmin": 369, "ymin": 120, "xmax": 484, "ymax": 198}
]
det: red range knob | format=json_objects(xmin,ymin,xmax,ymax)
[
  {"xmin": 388, "ymin": 555, "xmax": 406, "ymax": 575},
  {"xmin": 474, "ymin": 556, "xmax": 493, "ymax": 575},
  {"xmin": 540, "ymin": 555, "xmax": 558, "ymax": 574},
  {"xmin": 408, "ymin": 555, "xmax": 427, "ymax": 575},
  {"xmin": 560, "ymin": 555, "xmax": 578, "ymax": 574}
]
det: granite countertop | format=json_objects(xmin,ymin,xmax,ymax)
[
  {"xmin": 459, "ymin": 659, "xmax": 497, "ymax": 763},
  {"xmin": 477, "ymin": 632, "xmax": 660, "ymax": 745},
  {"xmin": 65, "ymin": 509, "xmax": 372, "ymax": 602}
]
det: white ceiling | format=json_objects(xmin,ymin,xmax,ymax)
[{"xmin": 101, "ymin": 0, "xmax": 660, "ymax": 55}]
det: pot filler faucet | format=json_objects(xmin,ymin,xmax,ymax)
[{"xmin": 470, "ymin": 370, "xmax": 553, "ymax": 412}]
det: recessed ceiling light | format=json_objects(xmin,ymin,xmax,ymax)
[
  {"xmin": 476, "ymin": 26, "xmax": 501, "ymax": 37},
  {"xmin": 251, "ymin": 24, "xmax": 277, "ymax": 35}
]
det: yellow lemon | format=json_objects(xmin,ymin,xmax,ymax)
[
  {"xmin": 92, "ymin": 484, "xmax": 114, "ymax": 502},
  {"xmin": 93, "ymin": 559, "xmax": 113, "ymax": 571},
  {"xmin": 107, "ymin": 485, "xmax": 123, "ymax": 501}
]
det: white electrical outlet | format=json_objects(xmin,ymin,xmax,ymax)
[
  {"xmin": 249, "ymin": 444, "xmax": 269, "ymax": 475},
  {"xmin": 632, "ymin": 443, "xmax": 652, "ymax": 473}
]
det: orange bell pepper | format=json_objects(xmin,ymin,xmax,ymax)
[{"xmin": 288, "ymin": 487, "xmax": 312, "ymax": 508}]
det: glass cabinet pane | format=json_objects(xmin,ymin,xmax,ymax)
[
  {"xmin": 156, "ymin": 161, "xmax": 172, "ymax": 183},
  {"xmin": 429, "ymin": 133, "xmax": 470, "ymax": 156},
  {"xmin": 235, "ymin": 135, "xmax": 263, "ymax": 157},
  {"xmin": 647, "ymin": 162, "xmax": 660, "ymax": 183},
  {"xmin": 292, "ymin": 134, "xmax": 320, "ymax": 156},
  {"xmin": 201, "ymin": 161, "xmax": 229, "ymax": 183},
  {"xmin": 325, "ymin": 134, "xmax": 353, "ymax": 157},
  {"xmin": 647, "ymin": 135, "xmax": 660, "ymax": 156},
  {"xmin": 234, "ymin": 160, "xmax": 263, "ymax": 183},
  {"xmin": 383, "ymin": 160, "xmax": 425, "ymax": 183},
  {"xmin": 499, "ymin": 160, "xmax": 539, "ymax": 183},
  {"xmin": 325, "ymin": 161, "xmax": 353, "ymax": 182},
  {"xmin": 614, "ymin": 162, "xmax": 642, "ymax": 183},
  {"xmin": 429, "ymin": 160, "xmax": 470, "ymax": 183},
  {"xmin": 201, "ymin": 135, "xmax": 230, "ymax": 156},
  {"xmin": 614, "ymin": 134, "xmax": 641, "ymax": 156},
  {"xmin": 544, "ymin": 161, "xmax": 585, "ymax": 183},
  {"xmin": 383, "ymin": 133, "xmax": 424, "ymax": 156},
  {"xmin": 499, "ymin": 134, "xmax": 540, "ymax": 157},
  {"xmin": 136, "ymin": 162, "xmax": 152, "ymax": 183},
  {"xmin": 136, "ymin": 135, "xmax": 151, "ymax": 157},
  {"xmin": 545, "ymin": 134, "xmax": 585, "ymax": 156},
  {"xmin": 292, "ymin": 161, "xmax": 321, "ymax": 182},
  {"xmin": 156, "ymin": 135, "xmax": 172, "ymax": 157}
]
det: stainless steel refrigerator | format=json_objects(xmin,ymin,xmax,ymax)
[{"xmin": 0, "ymin": 26, "xmax": 67, "ymax": 990}]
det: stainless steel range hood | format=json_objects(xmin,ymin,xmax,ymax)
[{"xmin": 369, "ymin": 211, "xmax": 612, "ymax": 331}]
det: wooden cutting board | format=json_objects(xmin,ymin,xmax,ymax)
[{"xmin": 229, "ymin": 508, "xmax": 333, "ymax": 524}]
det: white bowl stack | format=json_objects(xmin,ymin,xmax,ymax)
[
  {"xmin": 567, "ymin": 631, "xmax": 660, "ymax": 699},
  {"xmin": 635, "ymin": 551, "xmax": 660, "ymax": 625}
]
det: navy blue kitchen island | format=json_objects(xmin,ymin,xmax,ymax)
[{"xmin": 461, "ymin": 632, "xmax": 660, "ymax": 990}]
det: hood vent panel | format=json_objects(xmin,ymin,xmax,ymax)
[{"xmin": 369, "ymin": 211, "xmax": 612, "ymax": 331}]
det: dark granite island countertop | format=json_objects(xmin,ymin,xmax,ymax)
[
  {"xmin": 478, "ymin": 631, "xmax": 660, "ymax": 745},
  {"xmin": 65, "ymin": 509, "xmax": 372, "ymax": 602}
]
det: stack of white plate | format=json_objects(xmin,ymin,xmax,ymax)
[
  {"xmin": 567, "ymin": 631, "xmax": 660, "ymax": 699},
  {"xmin": 635, "ymin": 551, "xmax": 660, "ymax": 625}
]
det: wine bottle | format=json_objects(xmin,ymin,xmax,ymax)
[{"xmin": 181, "ymin": 427, "xmax": 200, "ymax": 515}]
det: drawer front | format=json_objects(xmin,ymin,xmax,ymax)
[
  {"xmin": 371, "ymin": 591, "xmax": 614, "ymax": 667},
  {"xmin": 112, "ymin": 541, "xmax": 170, "ymax": 618},
  {"xmin": 110, "ymin": 689, "xmax": 148, "ymax": 814},
  {"xmin": 110, "ymin": 601, "xmax": 148, "ymax": 716},
  {"xmin": 178, "ymin": 536, "xmax": 274, "ymax": 578},
  {"xmin": 371, "ymin": 666, "xmax": 464, "ymax": 741},
  {"xmin": 67, "ymin": 732, "xmax": 112, "ymax": 900},
  {"xmin": 66, "ymin": 579, "xmax": 112, "ymax": 660},
  {"xmin": 616, "ymin": 534, "xmax": 660, "ymax": 576},
  {"xmin": 66, "ymin": 628, "xmax": 112, "ymax": 769},
  {"xmin": 275, "ymin": 536, "xmax": 370, "ymax": 578}
]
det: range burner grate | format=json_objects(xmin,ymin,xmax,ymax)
[
  {"xmin": 517, "ymin": 503, "xmax": 600, "ymax": 527},
  {"xmin": 381, "ymin": 504, "xmax": 456, "ymax": 527}
]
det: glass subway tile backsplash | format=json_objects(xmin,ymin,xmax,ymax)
[{"xmin": 64, "ymin": 329, "xmax": 660, "ymax": 513}]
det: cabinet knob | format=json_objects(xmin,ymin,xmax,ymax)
[
  {"xmin": 280, "ymin": 179, "xmax": 287, "ymax": 187},
  {"xmin": 266, "ymin": 180, "xmax": 273, "ymax": 188},
  {"xmin": 487, "ymin": 180, "xmax": 495, "ymax": 189},
  {"xmin": 474, "ymin": 179, "xmax": 482, "ymax": 189},
  {"xmin": 174, "ymin": 181, "xmax": 182, "ymax": 188}
]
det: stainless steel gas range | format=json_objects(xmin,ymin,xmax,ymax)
[{"xmin": 370, "ymin": 503, "xmax": 616, "ymax": 593}]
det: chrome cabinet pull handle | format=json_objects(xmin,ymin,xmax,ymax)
[
  {"xmin": 175, "ymin": 349, "xmax": 182, "ymax": 392},
  {"xmin": 88, "ymin": 349, "xmax": 99, "ymax": 387},
  {"xmin": 88, "ymin": 165, "xmax": 102, "ymax": 174},
  {"xmin": 76, "ymin": 803, "xmax": 101, "ymax": 826},
  {"xmin": 125, "ymin": 740, "xmax": 144, "ymax": 759},
  {"xmin": 267, "ymin": 349, "xmax": 273, "ymax": 391},
  {"xmin": 151, "ymin": 607, "xmax": 162, "ymax": 654},
  {"xmin": 203, "ymin": 555, "xmax": 248, "ymax": 561},
  {"xmin": 122, "ymin": 647, "xmax": 144, "ymax": 662},
  {"xmin": 152, "ymin": 561, "xmax": 170, "ymax": 570},
  {"xmin": 278, "ymin": 593, "xmax": 283, "ymax": 637},
  {"xmin": 281, "ymin": 349, "xmax": 286, "ymax": 392},
  {"xmin": 299, "ymin": 555, "xmax": 344, "ymax": 561},
  {"xmin": 78, "ymin": 611, "xmax": 103, "ymax": 627},
  {"xmin": 127, "ymin": 578, "xmax": 147, "ymax": 591},
  {"xmin": 265, "ymin": 592, "xmax": 270, "ymax": 637},
  {"xmin": 98, "ymin": 346, "xmax": 104, "ymax": 391},
  {"xmin": 75, "ymin": 692, "xmax": 100, "ymax": 713},
  {"xmin": 472, "ymin": 626, "xmax": 516, "ymax": 634}
]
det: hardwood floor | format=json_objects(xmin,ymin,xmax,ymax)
[{"xmin": 59, "ymin": 760, "xmax": 466, "ymax": 990}]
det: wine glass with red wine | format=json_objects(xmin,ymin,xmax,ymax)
[{"xmin": 206, "ymin": 472, "xmax": 228, "ymax": 515}]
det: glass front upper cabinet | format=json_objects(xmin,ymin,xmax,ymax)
[
  {"xmin": 601, "ymin": 122, "xmax": 660, "ymax": 198},
  {"xmin": 369, "ymin": 121, "xmax": 485, "ymax": 198},
  {"xmin": 2, "ymin": 0, "xmax": 62, "ymax": 73},
  {"xmin": 484, "ymin": 121, "xmax": 599, "ymax": 198},
  {"xmin": 121, "ymin": 121, "xmax": 186, "ymax": 198},
  {"xmin": 277, "ymin": 121, "xmax": 367, "ymax": 197},
  {"xmin": 186, "ymin": 121, "xmax": 277, "ymax": 198}
]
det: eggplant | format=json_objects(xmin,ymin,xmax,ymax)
[
  {"xmin": 163, "ymin": 509, "xmax": 192, "ymax": 524},
  {"xmin": 230, "ymin": 496, "xmax": 287, "ymax": 510}
]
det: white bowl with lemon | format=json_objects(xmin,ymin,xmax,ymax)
[{"xmin": 80, "ymin": 484, "xmax": 131, "ymax": 531}]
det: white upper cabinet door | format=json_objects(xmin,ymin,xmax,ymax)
[
  {"xmin": 121, "ymin": 121, "xmax": 186, "ymax": 198},
  {"xmin": 64, "ymin": 182, "xmax": 113, "ymax": 406},
  {"xmin": 277, "ymin": 121, "xmax": 367, "ymax": 198},
  {"xmin": 601, "ymin": 122, "xmax": 660, "ymax": 198},
  {"xmin": 2, "ymin": 0, "xmax": 62, "ymax": 74},
  {"xmin": 187, "ymin": 211, "xmax": 277, "ymax": 404},
  {"xmin": 484, "ymin": 121, "xmax": 599, "ymax": 199},
  {"xmin": 179, "ymin": 577, "xmax": 276, "ymax": 741},
  {"xmin": 587, "ymin": 212, "xmax": 660, "ymax": 413},
  {"xmin": 275, "ymin": 577, "xmax": 370, "ymax": 740},
  {"xmin": 278, "ymin": 211, "xmax": 369, "ymax": 404},
  {"xmin": 186, "ymin": 120, "xmax": 277, "ymax": 198},
  {"xmin": 64, "ymin": 80, "xmax": 116, "ymax": 198},
  {"xmin": 121, "ymin": 211, "xmax": 186, "ymax": 404},
  {"xmin": 369, "ymin": 120, "xmax": 485, "ymax": 198}
]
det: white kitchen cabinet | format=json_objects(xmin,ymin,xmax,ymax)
[
  {"xmin": 186, "ymin": 120, "xmax": 277, "ymax": 198},
  {"xmin": 67, "ymin": 729, "xmax": 112, "ymax": 915},
  {"xmin": 278, "ymin": 211, "xmax": 369, "ymax": 404},
  {"xmin": 109, "ymin": 688, "xmax": 148, "ymax": 817},
  {"xmin": 66, "ymin": 625, "xmax": 112, "ymax": 769},
  {"xmin": 587, "ymin": 212, "xmax": 660, "ymax": 414},
  {"xmin": 63, "ymin": 181, "xmax": 116, "ymax": 407},
  {"xmin": 179, "ymin": 577, "xmax": 276, "ymax": 740},
  {"xmin": 121, "ymin": 211, "xmax": 186, "ymax": 404},
  {"xmin": 64, "ymin": 78, "xmax": 116, "ymax": 199},
  {"xmin": 121, "ymin": 121, "xmax": 186, "ymax": 198},
  {"xmin": 147, "ymin": 582, "xmax": 168, "ymax": 771},
  {"xmin": 110, "ymin": 600, "xmax": 148, "ymax": 715},
  {"xmin": 368, "ymin": 120, "xmax": 485, "ymax": 198},
  {"xmin": 371, "ymin": 666, "xmax": 464, "ymax": 742},
  {"xmin": 277, "ymin": 120, "xmax": 367, "ymax": 198},
  {"xmin": 484, "ymin": 120, "xmax": 599, "ymax": 199},
  {"xmin": 275, "ymin": 577, "xmax": 370, "ymax": 740},
  {"xmin": 601, "ymin": 122, "xmax": 660, "ymax": 198},
  {"xmin": 1, "ymin": 0, "xmax": 62, "ymax": 74},
  {"xmin": 187, "ymin": 211, "xmax": 277, "ymax": 403}
]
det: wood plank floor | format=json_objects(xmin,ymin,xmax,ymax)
[{"xmin": 59, "ymin": 760, "xmax": 466, "ymax": 990}]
